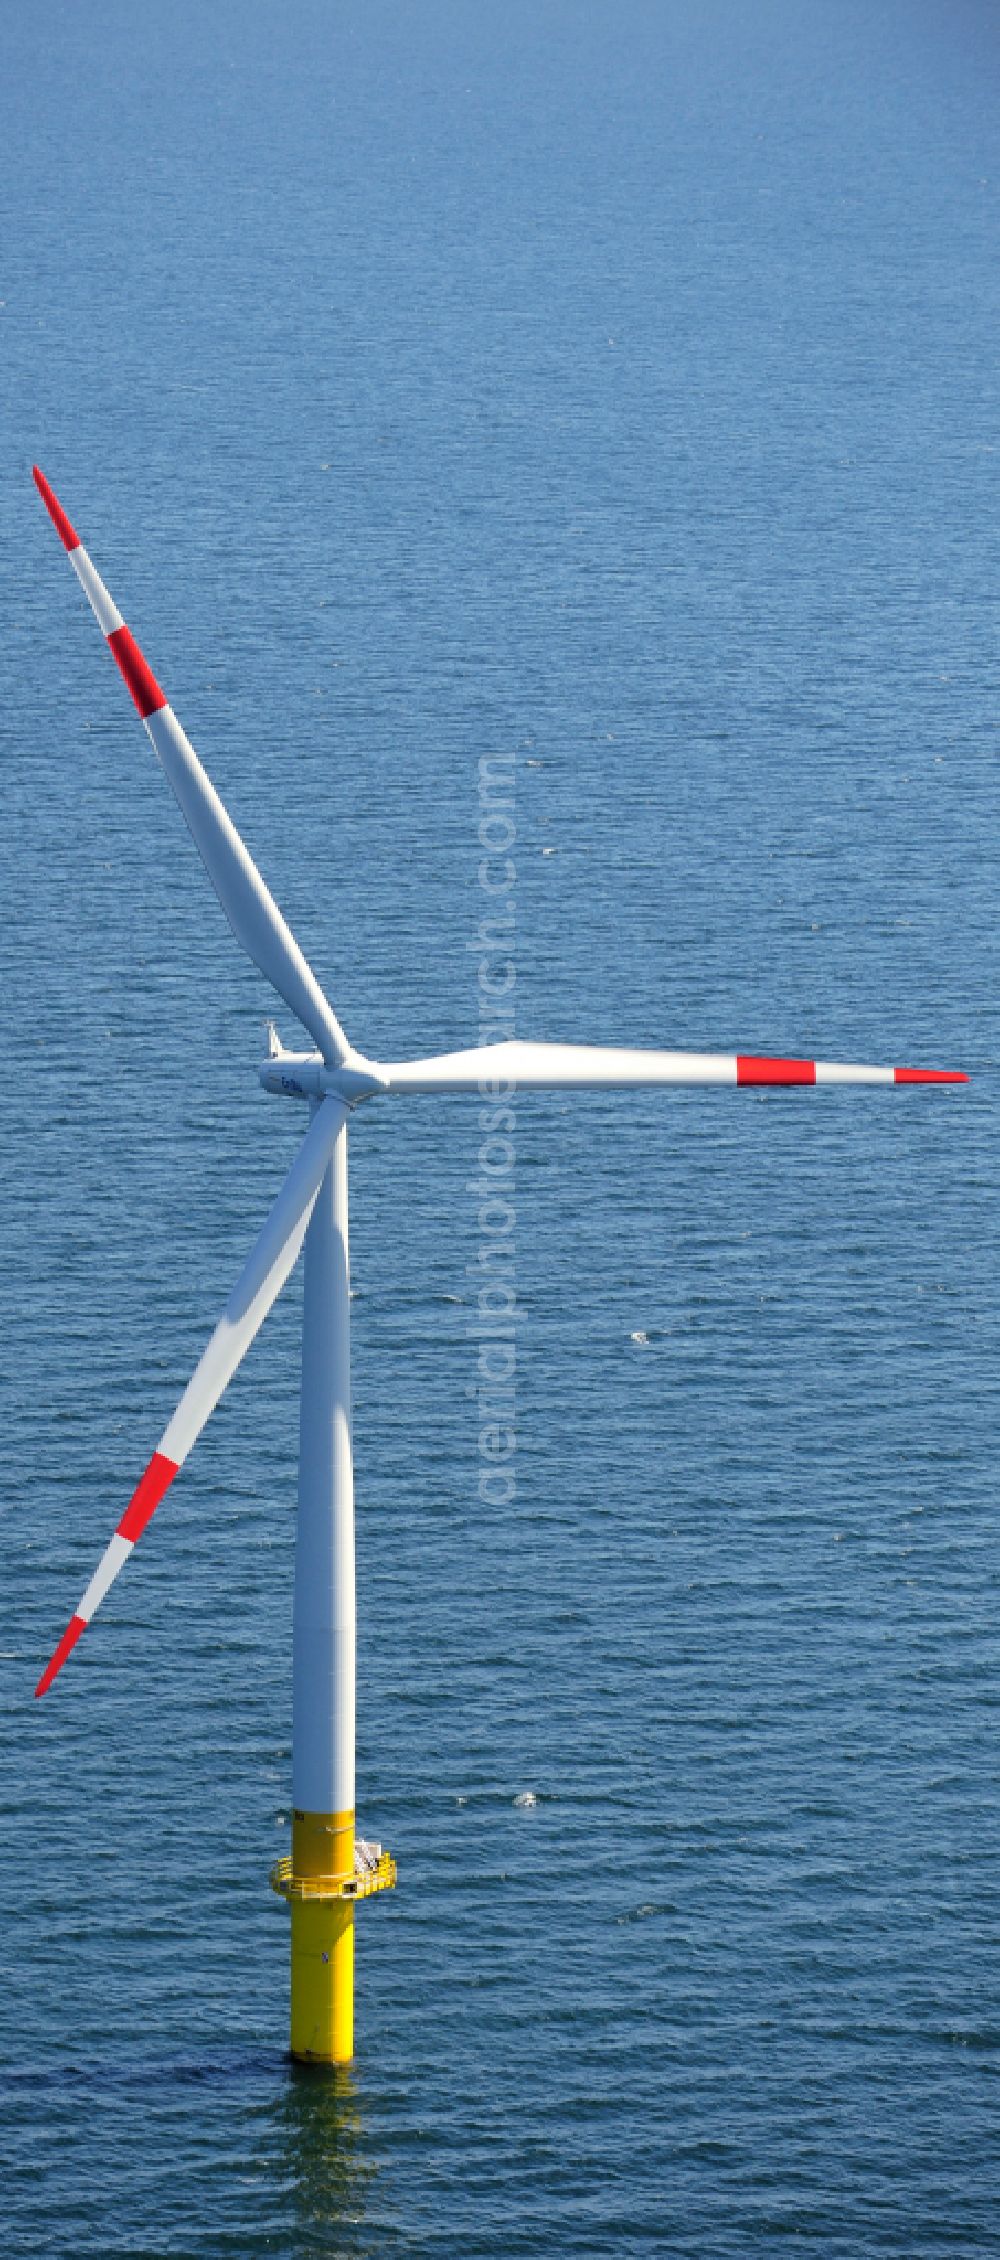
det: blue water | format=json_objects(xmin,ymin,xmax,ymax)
[{"xmin": 2, "ymin": 1, "xmax": 997, "ymax": 2251}]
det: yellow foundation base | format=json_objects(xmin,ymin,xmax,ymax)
[
  {"xmin": 271, "ymin": 1808, "xmax": 396, "ymax": 2065},
  {"xmin": 290, "ymin": 1897, "xmax": 355, "ymax": 2063},
  {"xmin": 289, "ymin": 1806, "xmax": 354, "ymax": 2065}
]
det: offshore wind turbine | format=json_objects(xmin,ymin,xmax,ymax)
[{"xmin": 32, "ymin": 466, "xmax": 967, "ymax": 2065}]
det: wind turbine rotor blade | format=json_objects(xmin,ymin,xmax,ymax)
[
  {"xmin": 35, "ymin": 1095, "xmax": 350, "ymax": 1698},
  {"xmin": 33, "ymin": 468, "xmax": 348, "ymax": 1067},
  {"xmin": 376, "ymin": 1040, "xmax": 968, "ymax": 1091}
]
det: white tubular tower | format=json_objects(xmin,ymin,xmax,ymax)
[{"xmin": 290, "ymin": 1119, "xmax": 358, "ymax": 2060}]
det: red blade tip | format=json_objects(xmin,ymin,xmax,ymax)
[
  {"xmin": 33, "ymin": 465, "xmax": 80, "ymax": 552},
  {"xmin": 35, "ymin": 1613, "xmax": 87, "ymax": 1699},
  {"xmin": 895, "ymin": 1068, "xmax": 969, "ymax": 1083}
]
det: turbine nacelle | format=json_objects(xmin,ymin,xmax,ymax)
[{"xmin": 259, "ymin": 1046, "xmax": 387, "ymax": 1105}]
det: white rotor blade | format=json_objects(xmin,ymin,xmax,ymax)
[
  {"xmin": 34, "ymin": 467, "xmax": 348, "ymax": 1067},
  {"xmin": 377, "ymin": 1039, "xmax": 967, "ymax": 1091},
  {"xmin": 36, "ymin": 1095, "xmax": 349, "ymax": 1697}
]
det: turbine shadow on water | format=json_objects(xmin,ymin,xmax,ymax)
[{"xmin": 279, "ymin": 2065, "xmax": 378, "ymax": 2257}]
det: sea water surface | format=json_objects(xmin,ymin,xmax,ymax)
[{"xmin": 1, "ymin": 2, "xmax": 997, "ymax": 2253}]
